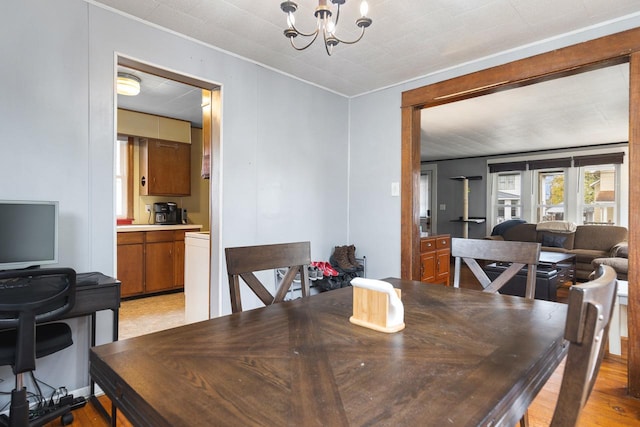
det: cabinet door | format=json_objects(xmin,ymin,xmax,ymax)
[
  {"xmin": 140, "ymin": 138, "xmax": 191, "ymax": 196},
  {"xmin": 420, "ymin": 252, "xmax": 436, "ymax": 282},
  {"xmin": 145, "ymin": 241, "xmax": 175, "ymax": 293},
  {"xmin": 117, "ymin": 243, "xmax": 144, "ymax": 297},
  {"xmin": 436, "ymin": 249, "xmax": 451, "ymax": 285}
]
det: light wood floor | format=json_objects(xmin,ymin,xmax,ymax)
[
  {"xmin": 46, "ymin": 276, "xmax": 640, "ymax": 426},
  {"xmin": 118, "ymin": 292, "xmax": 186, "ymax": 340}
]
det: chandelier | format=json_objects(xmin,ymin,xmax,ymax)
[{"xmin": 280, "ymin": 0, "xmax": 372, "ymax": 56}]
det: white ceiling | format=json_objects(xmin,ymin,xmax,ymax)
[
  {"xmin": 104, "ymin": 0, "xmax": 640, "ymax": 159},
  {"xmin": 421, "ymin": 63, "xmax": 630, "ymax": 161}
]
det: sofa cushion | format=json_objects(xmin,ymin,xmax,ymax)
[
  {"xmin": 541, "ymin": 233, "xmax": 570, "ymax": 249},
  {"xmin": 570, "ymin": 248, "xmax": 609, "ymax": 264},
  {"xmin": 573, "ymin": 225, "xmax": 627, "ymax": 251}
]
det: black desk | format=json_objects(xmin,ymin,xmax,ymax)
[{"xmin": 64, "ymin": 272, "xmax": 121, "ymax": 423}]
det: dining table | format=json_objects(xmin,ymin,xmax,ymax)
[{"xmin": 90, "ymin": 278, "xmax": 569, "ymax": 427}]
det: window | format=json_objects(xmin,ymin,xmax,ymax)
[
  {"xmin": 536, "ymin": 170, "xmax": 566, "ymax": 222},
  {"xmin": 581, "ymin": 164, "xmax": 617, "ymax": 225},
  {"xmin": 115, "ymin": 137, "xmax": 133, "ymax": 219},
  {"xmin": 488, "ymin": 151, "xmax": 626, "ymax": 230},
  {"xmin": 494, "ymin": 172, "xmax": 522, "ymax": 224}
]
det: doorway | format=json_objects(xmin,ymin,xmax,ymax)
[
  {"xmin": 420, "ymin": 164, "xmax": 437, "ymax": 236},
  {"xmin": 114, "ymin": 57, "xmax": 222, "ymax": 337}
]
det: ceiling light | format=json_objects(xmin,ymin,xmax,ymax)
[
  {"xmin": 117, "ymin": 72, "xmax": 141, "ymax": 96},
  {"xmin": 280, "ymin": 0, "xmax": 372, "ymax": 56}
]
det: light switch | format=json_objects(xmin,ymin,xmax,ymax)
[
  {"xmin": 440, "ymin": 204, "xmax": 446, "ymax": 211},
  {"xmin": 391, "ymin": 182, "xmax": 400, "ymax": 197}
]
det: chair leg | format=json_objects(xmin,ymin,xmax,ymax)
[{"xmin": 9, "ymin": 386, "xmax": 29, "ymax": 427}]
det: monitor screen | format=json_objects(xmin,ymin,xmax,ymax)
[{"xmin": 0, "ymin": 200, "xmax": 59, "ymax": 270}]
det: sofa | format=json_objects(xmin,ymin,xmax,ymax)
[
  {"xmin": 487, "ymin": 221, "xmax": 628, "ymax": 281},
  {"xmin": 591, "ymin": 242, "xmax": 628, "ymax": 280}
]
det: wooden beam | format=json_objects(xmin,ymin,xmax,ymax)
[
  {"xmin": 400, "ymin": 106, "xmax": 421, "ymax": 280},
  {"xmin": 628, "ymin": 52, "xmax": 640, "ymax": 396}
]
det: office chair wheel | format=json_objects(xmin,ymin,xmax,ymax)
[{"xmin": 61, "ymin": 412, "xmax": 74, "ymax": 425}]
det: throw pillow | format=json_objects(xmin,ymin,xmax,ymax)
[{"xmin": 542, "ymin": 234, "xmax": 567, "ymax": 248}]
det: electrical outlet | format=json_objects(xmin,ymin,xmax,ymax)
[{"xmin": 145, "ymin": 204, "xmax": 151, "ymax": 213}]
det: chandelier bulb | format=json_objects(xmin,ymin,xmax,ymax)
[
  {"xmin": 360, "ymin": 0, "xmax": 369, "ymax": 17},
  {"xmin": 326, "ymin": 20, "xmax": 336, "ymax": 35}
]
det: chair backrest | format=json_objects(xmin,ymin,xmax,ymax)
[
  {"xmin": 550, "ymin": 265, "xmax": 617, "ymax": 426},
  {"xmin": 225, "ymin": 241, "xmax": 311, "ymax": 313},
  {"xmin": 452, "ymin": 238, "xmax": 541, "ymax": 299},
  {"xmin": 0, "ymin": 268, "xmax": 76, "ymax": 373}
]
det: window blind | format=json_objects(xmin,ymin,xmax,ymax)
[{"xmin": 573, "ymin": 152, "xmax": 624, "ymax": 167}]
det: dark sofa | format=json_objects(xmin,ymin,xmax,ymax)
[{"xmin": 487, "ymin": 222, "xmax": 628, "ymax": 281}]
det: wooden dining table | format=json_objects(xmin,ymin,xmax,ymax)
[{"xmin": 90, "ymin": 278, "xmax": 569, "ymax": 427}]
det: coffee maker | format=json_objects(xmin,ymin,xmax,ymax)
[{"xmin": 154, "ymin": 202, "xmax": 178, "ymax": 224}]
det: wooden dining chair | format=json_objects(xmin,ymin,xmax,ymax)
[
  {"xmin": 451, "ymin": 238, "xmax": 541, "ymax": 299},
  {"xmin": 519, "ymin": 264, "xmax": 618, "ymax": 427},
  {"xmin": 225, "ymin": 241, "xmax": 311, "ymax": 313}
]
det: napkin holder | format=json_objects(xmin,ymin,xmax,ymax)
[{"xmin": 349, "ymin": 278, "xmax": 405, "ymax": 333}]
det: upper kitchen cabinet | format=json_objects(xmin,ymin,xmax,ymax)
[
  {"xmin": 140, "ymin": 138, "xmax": 191, "ymax": 196},
  {"xmin": 118, "ymin": 109, "xmax": 191, "ymax": 143}
]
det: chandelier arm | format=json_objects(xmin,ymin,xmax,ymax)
[
  {"xmin": 334, "ymin": 4, "xmax": 341, "ymax": 27},
  {"xmin": 289, "ymin": 30, "xmax": 320, "ymax": 51},
  {"xmin": 289, "ymin": 22, "xmax": 318, "ymax": 38},
  {"xmin": 330, "ymin": 26, "xmax": 366, "ymax": 45}
]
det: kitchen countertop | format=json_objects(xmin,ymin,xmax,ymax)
[{"xmin": 117, "ymin": 224, "xmax": 203, "ymax": 232}]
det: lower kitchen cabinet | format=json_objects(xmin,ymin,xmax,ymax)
[
  {"xmin": 420, "ymin": 234, "xmax": 451, "ymax": 285},
  {"xmin": 117, "ymin": 227, "xmax": 200, "ymax": 298},
  {"xmin": 116, "ymin": 232, "xmax": 145, "ymax": 296}
]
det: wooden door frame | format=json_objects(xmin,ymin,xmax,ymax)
[{"xmin": 401, "ymin": 27, "xmax": 640, "ymax": 395}]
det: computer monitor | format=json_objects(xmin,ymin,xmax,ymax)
[{"xmin": 0, "ymin": 200, "xmax": 59, "ymax": 271}]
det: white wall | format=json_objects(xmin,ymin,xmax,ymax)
[
  {"xmin": 1, "ymin": 0, "xmax": 349, "ymax": 404},
  {"xmin": 348, "ymin": 13, "xmax": 640, "ymax": 280}
]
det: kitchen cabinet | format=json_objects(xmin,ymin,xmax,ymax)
[
  {"xmin": 118, "ymin": 109, "xmax": 191, "ymax": 143},
  {"xmin": 117, "ymin": 226, "xmax": 200, "ymax": 298},
  {"xmin": 139, "ymin": 138, "xmax": 191, "ymax": 196},
  {"xmin": 145, "ymin": 231, "xmax": 176, "ymax": 293},
  {"xmin": 420, "ymin": 234, "xmax": 451, "ymax": 285},
  {"xmin": 116, "ymin": 232, "xmax": 145, "ymax": 297}
]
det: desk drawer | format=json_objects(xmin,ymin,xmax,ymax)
[{"xmin": 64, "ymin": 281, "xmax": 121, "ymax": 318}]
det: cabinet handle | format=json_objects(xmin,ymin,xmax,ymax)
[{"xmin": 436, "ymin": 259, "xmax": 440, "ymax": 273}]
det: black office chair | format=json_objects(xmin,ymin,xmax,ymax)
[{"xmin": 0, "ymin": 268, "xmax": 76, "ymax": 427}]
